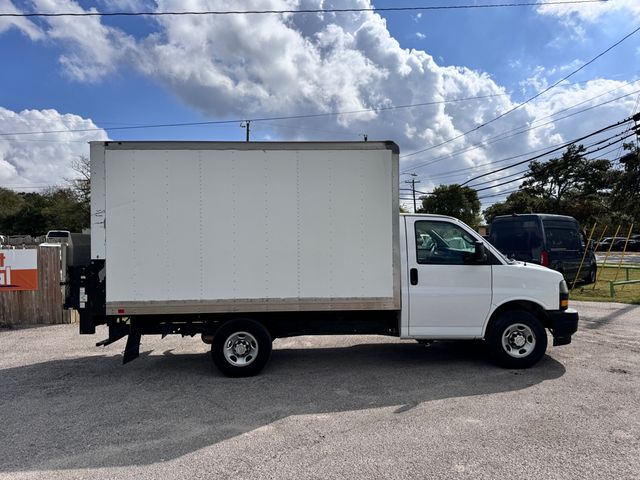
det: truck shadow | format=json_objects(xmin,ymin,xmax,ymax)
[{"xmin": 0, "ymin": 340, "xmax": 565, "ymax": 472}]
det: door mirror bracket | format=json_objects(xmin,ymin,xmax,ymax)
[{"xmin": 474, "ymin": 241, "xmax": 488, "ymax": 263}]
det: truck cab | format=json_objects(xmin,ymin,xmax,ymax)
[{"xmin": 400, "ymin": 214, "xmax": 578, "ymax": 368}]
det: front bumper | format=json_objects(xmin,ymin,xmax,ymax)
[{"xmin": 547, "ymin": 308, "xmax": 579, "ymax": 346}]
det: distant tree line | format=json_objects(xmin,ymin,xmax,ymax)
[
  {"xmin": 0, "ymin": 157, "xmax": 90, "ymax": 236},
  {"xmin": 2, "ymin": 145, "xmax": 639, "ymax": 236},
  {"xmin": 419, "ymin": 142, "xmax": 640, "ymax": 229}
]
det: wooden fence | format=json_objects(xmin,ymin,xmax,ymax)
[{"xmin": 0, "ymin": 246, "xmax": 72, "ymax": 326}]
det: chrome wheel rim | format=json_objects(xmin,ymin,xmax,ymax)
[
  {"xmin": 501, "ymin": 323, "xmax": 536, "ymax": 358},
  {"xmin": 223, "ymin": 331, "xmax": 259, "ymax": 367}
]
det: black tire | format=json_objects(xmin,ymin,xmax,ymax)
[
  {"xmin": 485, "ymin": 310, "xmax": 547, "ymax": 369},
  {"xmin": 585, "ymin": 265, "xmax": 597, "ymax": 285},
  {"xmin": 212, "ymin": 318, "xmax": 272, "ymax": 377}
]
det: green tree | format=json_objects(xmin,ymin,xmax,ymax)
[
  {"xmin": 483, "ymin": 144, "xmax": 616, "ymax": 225},
  {"xmin": 483, "ymin": 190, "xmax": 544, "ymax": 224},
  {"xmin": 611, "ymin": 143, "xmax": 640, "ymax": 224},
  {"xmin": 0, "ymin": 188, "xmax": 25, "ymax": 223},
  {"xmin": 419, "ymin": 184, "xmax": 481, "ymax": 228},
  {"xmin": 41, "ymin": 188, "xmax": 90, "ymax": 232},
  {"xmin": 0, "ymin": 187, "xmax": 90, "ymax": 236},
  {"xmin": 1, "ymin": 192, "xmax": 48, "ymax": 236},
  {"xmin": 66, "ymin": 156, "xmax": 90, "ymax": 215}
]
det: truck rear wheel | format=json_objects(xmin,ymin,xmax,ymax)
[
  {"xmin": 212, "ymin": 319, "xmax": 272, "ymax": 377},
  {"xmin": 486, "ymin": 310, "xmax": 547, "ymax": 369}
]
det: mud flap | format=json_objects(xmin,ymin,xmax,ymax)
[{"xmin": 122, "ymin": 332, "xmax": 141, "ymax": 364}]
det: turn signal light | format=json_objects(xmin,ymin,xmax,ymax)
[{"xmin": 559, "ymin": 280, "xmax": 569, "ymax": 311}]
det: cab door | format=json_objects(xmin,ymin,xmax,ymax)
[{"xmin": 406, "ymin": 218, "xmax": 493, "ymax": 337}]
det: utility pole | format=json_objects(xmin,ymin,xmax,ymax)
[
  {"xmin": 241, "ymin": 120, "xmax": 251, "ymax": 142},
  {"xmin": 404, "ymin": 173, "xmax": 421, "ymax": 213}
]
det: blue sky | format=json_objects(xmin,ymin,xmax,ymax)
[{"xmin": 0, "ymin": 0, "xmax": 639, "ymax": 207}]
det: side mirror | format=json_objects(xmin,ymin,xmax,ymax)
[{"xmin": 473, "ymin": 241, "xmax": 488, "ymax": 263}]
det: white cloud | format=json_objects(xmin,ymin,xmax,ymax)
[
  {"xmin": 96, "ymin": 0, "xmax": 150, "ymax": 10},
  {"xmin": 31, "ymin": 0, "xmax": 137, "ymax": 82},
  {"xmin": 131, "ymin": 0, "xmax": 524, "ymax": 174},
  {"xmin": 0, "ymin": 0, "xmax": 637, "ymax": 203},
  {"xmin": 0, "ymin": 108, "xmax": 108, "ymax": 189},
  {"xmin": 416, "ymin": 32, "xmax": 426, "ymax": 39},
  {"xmin": 524, "ymin": 78, "xmax": 640, "ymax": 148},
  {"xmin": 0, "ymin": 0, "xmax": 44, "ymax": 40},
  {"xmin": 537, "ymin": 0, "xmax": 640, "ymax": 22}
]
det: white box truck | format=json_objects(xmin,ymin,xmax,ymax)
[{"xmin": 65, "ymin": 141, "xmax": 578, "ymax": 376}]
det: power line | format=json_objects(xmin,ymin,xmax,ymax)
[
  {"xmin": 252, "ymin": 121, "xmax": 354, "ymax": 137},
  {"xmin": 424, "ymin": 121, "xmax": 630, "ymax": 183},
  {"xmin": 3, "ymin": 77, "xmax": 628, "ymax": 141},
  {"xmin": 0, "ymin": 185, "xmax": 59, "ymax": 190},
  {"xmin": 464, "ymin": 127, "xmax": 638, "ymax": 194},
  {"xmin": 588, "ymin": 144, "xmax": 627, "ymax": 161},
  {"xmin": 402, "ymin": 83, "xmax": 640, "ymax": 173},
  {"xmin": 416, "ymin": 127, "xmax": 636, "ymax": 200},
  {"xmin": 469, "ymin": 134, "xmax": 635, "ymax": 194},
  {"xmin": 611, "ymin": 93, "xmax": 640, "ymax": 162},
  {"xmin": 467, "ymin": 128, "xmax": 637, "ymax": 191},
  {"xmin": 460, "ymin": 115, "xmax": 635, "ymax": 186},
  {"xmin": 473, "ymin": 175, "xmax": 529, "ymax": 192},
  {"xmin": 478, "ymin": 188, "xmax": 520, "ymax": 200},
  {"xmin": 399, "ymin": 121, "xmax": 635, "ymax": 199},
  {"xmin": 426, "ymin": 142, "xmax": 570, "ymax": 181},
  {"xmin": 410, "ymin": 118, "xmax": 633, "ymax": 190},
  {"xmin": 401, "ymin": 23, "xmax": 640, "ymax": 160},
  {"xmin": 399, "ymin": 187, "xmax": 432, "ymax": 195},
  {"xmin": 467, "ymin": 168, "xmax": 530, "ymax": 188},
  {"xmin": 433, "ymin": 128, "xmax": 626, "ymax": 191},
  {"xmin": 0, "ymin": 93, "xmax": 508, "ymax": 137},
  {"xmin": 0, "ymin": 1, "xmax": 610, "ymax": 18},
  {"xmin": 2, "ymin": 79, "xmax": 633, "ymax": 142}
]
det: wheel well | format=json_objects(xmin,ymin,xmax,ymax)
[{"xmin": 484, "ymin": 301, "xmax": 549, "ymax": 338}]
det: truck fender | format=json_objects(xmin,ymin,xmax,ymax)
[{"xmin": 482, "ymin": 299, "xmax": 549, "ymax": 338}]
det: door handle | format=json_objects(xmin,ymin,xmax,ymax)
[{"xmin": 410, "ymin": 268, "xmax": 418, "ymax": 285}]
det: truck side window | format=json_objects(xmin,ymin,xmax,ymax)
[{"xmin": 415, "ymin": 221, "xmax": 478, "ymax": 265}]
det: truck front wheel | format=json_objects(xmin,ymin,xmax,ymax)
[
  {"xmin": 212, "ymin": 319, "xmax": 272, "ymax": 377},
  {"xmin": 486, "ymin": 310, "xmax": 547, "ymax": 369}
]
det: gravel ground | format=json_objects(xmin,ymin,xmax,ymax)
[{"xmin": 0, "ymin": 300, "xmax": 639, "ymax": 480}]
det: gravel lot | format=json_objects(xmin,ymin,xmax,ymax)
[{"xmin": 1, "ymin": 300, "xmax": 639, "ymax": 480}]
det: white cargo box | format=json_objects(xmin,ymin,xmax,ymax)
[{"xmin": 90, "ymin": 141, "xmax": 400, "ymax": 315}]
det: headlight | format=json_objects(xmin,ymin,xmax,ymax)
[{"xmin": 559, "ymin": 280, "xmax": 569, "ymax": 310}]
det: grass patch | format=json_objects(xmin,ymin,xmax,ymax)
[{"xmin": 571, "ymin": 265, "xmax": 640, "ymax": 304}]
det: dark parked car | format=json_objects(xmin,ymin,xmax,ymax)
[
  {"xmin": 489, "ymin": 214, "xmax": 597, "ymax": 284},
  {"xmin": 598, "ymin": 236, "xmax": 640, "ymax": 252},
  {"xmin": 597, "ymin": 237, "xmax": 620, "ymax": 250}
]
